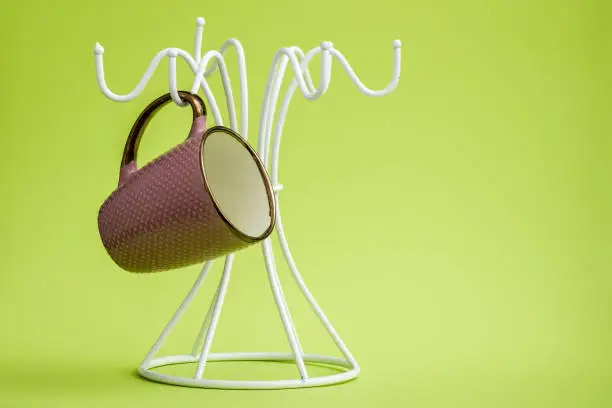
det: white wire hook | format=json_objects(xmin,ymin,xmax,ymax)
[
  {"xmin": 257, "ymin": 38, "xmax": 402, "ymax": 163},
  {"xmin": 194, "ymin": 17, "xmax": 206, "ymax": 64},
  {"xmin": 93, "ymin": 17, "xmax": 249, "ymax": 135},
  {"xmin": 330, "ymin": 39, "xmax": 402, "ymax": 96}
]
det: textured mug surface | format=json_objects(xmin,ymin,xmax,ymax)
[{"xmin": 98, "ymin": 91, "xmax": 276, "ymax": 272}]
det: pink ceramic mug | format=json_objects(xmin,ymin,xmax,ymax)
[{"xmin": 98, "ymin": 91, "xmax": 276, "ymax": 272}]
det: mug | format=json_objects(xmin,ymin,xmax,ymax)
[{"xmin": 98, "ymin": 91, "xmax": 276, "ymax": 272}]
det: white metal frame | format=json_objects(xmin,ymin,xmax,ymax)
[{"xmin": 93, "ymin": 16, "xmax": 402, "ymax": 390}]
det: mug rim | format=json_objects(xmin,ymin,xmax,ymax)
[{"xmin": 199, "ymin": 125, "xmax": 277, "ymax": 243}]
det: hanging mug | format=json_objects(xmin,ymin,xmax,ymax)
[{"xmin": 98, "ymin": 91, "xmax": 276, "ymax": 272}]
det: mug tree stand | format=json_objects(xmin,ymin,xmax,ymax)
[{"xmin": 93, "ymin": 16, "xmax": 401, "ymax": 389}]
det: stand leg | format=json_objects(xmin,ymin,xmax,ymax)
[
  {"xmin": 194, "ymin": 254, "xmax": 234, "ymax": 379},
  {"xmin": 270, "ymin": 262, "xmax": 304, "ymax": 354},
  {"xmin": 275, "ymin": 203, "xmax": 359, "ymax": 369},
  {"xmin": 263, "ymin": 238, "xmax": 309, "ymax": 380},
  {"xmin": 190, "ymin": 279, "xmax": 221, "ymax": 356},
  {"xmin": 140, "ymin": 261, "xmax": 214, "ymax": 367}
]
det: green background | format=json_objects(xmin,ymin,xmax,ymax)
[{"xmin": 1, "ymin": 0, "xmax": 610, "ymax": 406}]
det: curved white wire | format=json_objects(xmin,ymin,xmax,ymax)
[
  {"xmin": 255, "ymin": 39, "xmax": 402, "ymax": 369},
  {"xmin": 330, "ymin": 40, "xmax": 402, "ymax": 97},
  {"xmin": 94, "ymin": 44, "xmax": 224, "ymax": 124},
  {"xmin": 262, "ymin": 238, "xmax": 309, "ymax": 379},
  {"xmin": 194, "ymin": 254, "xmax": 233, "ymax": 380},
  {"xmin": 259, "ymin": 46, "xmax": 321, "ymax": 167},
  {"xmin": 203, "ymin": 39, "xmax": 249, "ymax": 138},
  {"xmin": 194, "ymin": 17, "xmax": 206, "ymax": 64},
  {"xmin": 288, "ymin": 46, "xmax": 317, "ymax": 94},
  {"xmin": 257, "ymin": 40, "xmax": 401, "ymax": 164},
  {"xmin": 258, "ymin": 57, "xmax": 290, "ymax": 162},
  {"xmin": 95, "ymin": 16, "xmax": 402, "ymax": 388},
  {"xmin": 189, "ymin": 50, "xmax": 237, "ymax": 130},
  {"xmin": 257, "ymin": 43, "xmax": 332, "ymax": 156},
  {"xmin": 141, "ymin": 261, "xmax": 213, "ymax": 366},
  {"xmin": 167, "ymin": 49, "xmax": 186, "ymax": 106},
  {"xmin": 94, "ymin": 18, "xmax": 246, "ymax": 132}
]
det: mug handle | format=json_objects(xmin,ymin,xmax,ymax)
[{"xmin": 118, "ymin": 91, "xmax": 207, "ymax": 186}]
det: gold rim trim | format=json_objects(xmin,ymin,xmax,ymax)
[
  {"xmin": 199, "ymin": 126, "xmax": 277, "ymax": 243},
  {"xmin": 121, "ymin": 91, "xmax": 206, "ymax": 167}
]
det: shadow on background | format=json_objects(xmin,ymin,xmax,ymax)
[{"xmin": 0, "ymin": 359, "xmax": 149, "ymax": 397}]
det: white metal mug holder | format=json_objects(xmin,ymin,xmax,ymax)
[{"xmin": 93, "ymin": 16, "xmax": 402, "ymax": 390}]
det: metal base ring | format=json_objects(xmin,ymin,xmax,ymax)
[{"xmin": 139, "ymin": 352, "xmax": 360, "ymax": 390}]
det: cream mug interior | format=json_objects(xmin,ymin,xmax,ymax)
[{"xmin": 202, "ymin": 129, "xmax": 273, "ymax": 239}]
